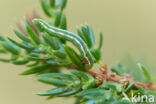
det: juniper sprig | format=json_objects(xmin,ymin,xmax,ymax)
[{"xmin": 0, "ymin": 0, "xmax": 156, "ymax": 104}]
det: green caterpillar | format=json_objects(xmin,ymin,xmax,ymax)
[{"xmin": 33, "ymin": 19, "xmax": 94, "ymax": 68}]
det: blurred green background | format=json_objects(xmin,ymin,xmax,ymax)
[{"xmin": 0, "ymin": 0, "xmax": 156, "ymax": 104}]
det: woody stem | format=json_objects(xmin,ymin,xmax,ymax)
[{"xmin": 86, "ymin": 65, "xmax": 156, "ymax": 91}]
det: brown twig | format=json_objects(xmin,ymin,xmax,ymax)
[
  {"xmin": 86, "ymin": 65, "xmax": 156, "ymax": 91},
  {"xmin": 16, "ymin": 10, "xmax": 39, "ymax": 36},
  {"xmin": 25, "ymin": 11, "xmax": 39, "ymax": 35}
]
